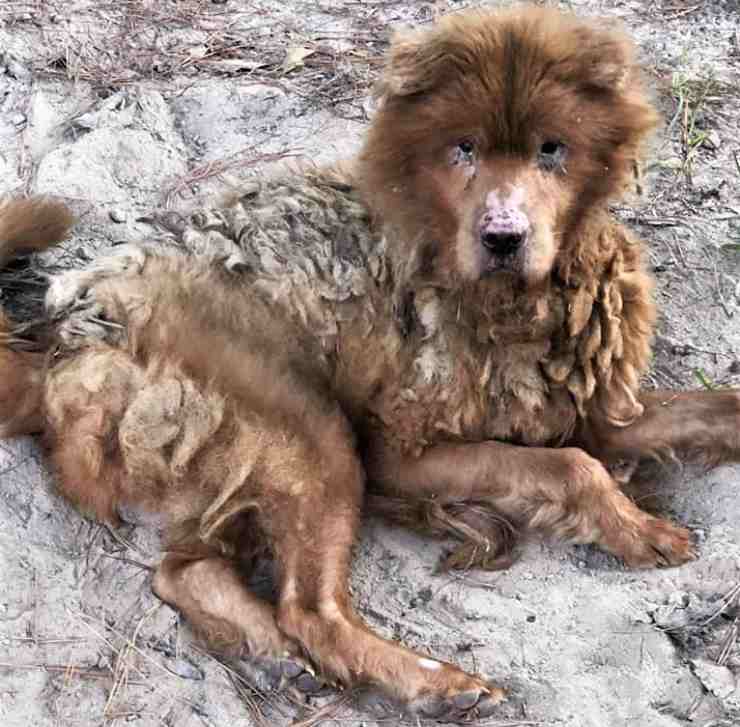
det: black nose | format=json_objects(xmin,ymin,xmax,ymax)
[{"xmin": 481, "ymin": 231, "xmax": 524, "ymax": 256}]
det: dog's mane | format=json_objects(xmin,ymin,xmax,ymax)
[{"xmin": 352, "ymin": 6, "xmax": 658, "ymax": 432}]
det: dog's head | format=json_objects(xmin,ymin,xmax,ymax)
[{"xmin": 358, "ymin": 6, "xmax": 658, "ymax": 288}]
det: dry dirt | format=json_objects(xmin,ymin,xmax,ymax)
[{"xmin": 0, "ymin": 1, "xmax": 739, "ymax": 726}]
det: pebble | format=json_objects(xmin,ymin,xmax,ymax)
[
  {"xmin": 702, "ymin": 130, "xmax": 721, "ymax": 150},
  {"xmin": 6, "ymin": 59, "xmax": 30, "ymax": 81},
  {"xmin": 109, "ymin": 209, "xmax": 127, "ymax": 223},
  {"xmin": 73, "ymin": 112, "xmax": 98, "ymax": 130},
  {"xmin": 691, "ymin": 659, "xmax": 737, "ymax": 700}
]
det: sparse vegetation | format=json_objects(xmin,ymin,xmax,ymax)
[{"xmin": 670, "ymin": 72, "xmax": 719, "ymax": 184}]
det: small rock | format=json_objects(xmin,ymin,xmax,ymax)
[
  {"xmin": 691, "ymin": 658, "xmax": 736, "ymax": 700},
  {"xmin": 362, "ymin": 95, "xmax": 377, "ymax": 120},
  {"xmin": 409, "ymin": 586, "xmax": 433, "ymax": 608},
  {"xmin": 649, "ymin": 604, "xmax": 686, "ymax": 630},
  {"xmin": 667, "ymin": 590, "xmax": 691, "ymax": 607},
  {"xmin": 188, "ymin": 45, "xmax": 208, "ymax": 60},
  {"xmin": 701, "ymin": 130, "xmax": 721, "ymax": 150},
  {"xmin": 73, "ymin": 111, "xmax": 98, "ymax": 131},
  {"xmin": 10, "ymin": 112, "xmax": 26, "ymax": 127},
  {"xmin": 649, "ymin": 590, "xmax": 697, "ymax": 631},
  {"xmin": 661, "ymin": 156, "xmax": 683, "ymax": 170},
  {"xmin": 109, "ymin": 209, "xmax": 127, "ymax": 223},
  {"xmin": 166, "ymin": 656, "xmax": 204, "ymax": 681},
  {"xmin": 415, "ymin": 5, "xmax": 435, "ymax": 21},
  {"xmin": 6, "ymin": 59, "xmax": 31, "ymax": 81}
]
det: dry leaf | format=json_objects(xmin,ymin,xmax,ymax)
[
  {"xmin": 283, "ymin": 45, "xmax": 315, "ymax": 73},
  {"xmin": 187, "ymin": 45, "xmax": 208, "ymax": 59}
]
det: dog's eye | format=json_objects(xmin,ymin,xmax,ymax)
[
  {"xmin": 451, "ymin": 139, "xmax": 476, "ymax": 167},
  {"xmin": 458, "ymin": 140, "xmax": 475, "ymax": 155},
  {"xmin": 538, "ymin": 141, "xmax": 567, "ymax": 172}
]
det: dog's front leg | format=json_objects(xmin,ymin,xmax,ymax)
[
  {"xmin": 367, "ymin": 440, "xmax": 695, "ymax": 569},
  {"xmin": 578, "ymin": 389, "xmax": 740, "ymax": 468}
]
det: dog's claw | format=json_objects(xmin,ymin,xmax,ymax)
[
  {"xmin": 452, "ymin": 689, "xmax": 482, "ymax": 710},
  {"xmin": 621, "ymin": 517, "xmax": 697, "ymax": 569},
  {"xmin": 244, "ymin": 654, "xmax": 327, "ymax": 695},
  {"xmin": 295, "ymin": 671, "xmax": 326, "ymax": 694},
  {"xmin": 476, "ymin": 688, "xmax": 507, "ymax": 717},
  {"xmin": 279, "ymin": 659, "xmax": 304, "ymax": 678},
  {"xmin": 409, "ymin": 682, "xmax": 506, "ymax": 722},
  {"xmin": 417, "ymin": 695, "xmax": 449, "ymax": 717}
]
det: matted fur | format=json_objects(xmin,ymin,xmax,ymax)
[{"xmin": 1, "ymin": 5, "xmax": 739, "ymax": 720}]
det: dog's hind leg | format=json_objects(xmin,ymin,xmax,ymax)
[
  {"xmin": 367, "ymin": 441, "xmax": 696, "ymax": 569},
  {"xmin": 152, "ymin": 553, "xmax": 325, "ymax": 693},
  {"xmin": 262, "ymin": 414, "xmax": 504, "ymax": 720},
  {"xmin": 579, "ymin": 389, "xmax": 740, "ymax": 469}
]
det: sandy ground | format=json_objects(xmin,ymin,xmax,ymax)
[{"xmin": 0, "ymin": 1, "xmax": 739, "ymax": 725}]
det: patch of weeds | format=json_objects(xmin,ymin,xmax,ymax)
[
  {"xmin": 670, "ymin": 72, "xmax": 725, "ymax": 184},
  {"xmin": 694, "ymin": 368, "xmax": 716, "ymax": 390}
]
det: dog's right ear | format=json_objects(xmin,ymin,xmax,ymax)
[{"xmin": 376, "ymin": 27, "xmax": 450, "ymax": 99}]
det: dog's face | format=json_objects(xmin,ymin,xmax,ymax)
[
  {"xmin": 426, "ymin": 135, "xmax": 572, "ymax": 287},
  {"xmin": 359, "ymin": 7, "xmax": 658, "ymax": 288}
]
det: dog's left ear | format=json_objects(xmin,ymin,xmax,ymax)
[
  {"xmin": 571, "ymin": 24, "xmax": 637, "ymax": 93},
  {"xmin": 588, "ymin": 42, "xmax": 632, "ymax": 92},
  {"xmin": 376, "ymin": 26, "xmax": 450, "ymax": 99}
]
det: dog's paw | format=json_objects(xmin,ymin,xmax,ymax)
[
  {"xmin": 57, "ymin": 299, "xmax": 125, "ymax": 349},
  {"xmin": 407, "ymin": 681, "xmax": 506, "ymax": 721},
  {"xmin": 361, "ymin": 669, "xmax": 506, "ymax": 722},
  {"xmin": 241, "ymin": 653, "xmax": 331, "ymax": 696},
  {"xmin": 46, "ymin": 244, "xmax": 147, "ymax": 315},
  {"xmin": 622, "ymin": 516, "xmax": 697, "ymax": 569},
  {"xmin": 46, "ymin": 270, "xmax": 96, "ymax": 315}
]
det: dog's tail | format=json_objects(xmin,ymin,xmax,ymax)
[
  {"xmin": 0, "ymin": 196, "xmax": 74, "ymax": 436},
  {"xmin": 366, "ymin": 492, "xmax": 519, "ymax": 572},
  {"xmin": 0, "ymin": 197, "xmax": 74, "ymax": 266}
]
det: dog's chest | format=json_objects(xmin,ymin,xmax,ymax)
[
  {"xmin": 339, "ymin": 287, "xmax": 579, "ymax": 455},
  {"xmin": 217, "ymin": 196, "xmax": 579, "ymax": 450}
]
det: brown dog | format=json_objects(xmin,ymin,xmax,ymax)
[{"xmin": 1, "ymin": 6, "xmax": 738, "ymax": 721}]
